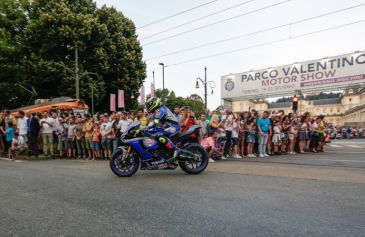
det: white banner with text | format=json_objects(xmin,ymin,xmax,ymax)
[{"xmin": 221, "ymin": 51, "xmax": 365, "ymax": 99}]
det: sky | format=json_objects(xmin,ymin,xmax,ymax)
[{"xmin": 95, "ymin": 0, "xmax": 365, "ymax": 110}]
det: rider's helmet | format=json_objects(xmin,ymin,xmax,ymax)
[{"xmin": 146, "ymin": 97, "xmax": 162, "ymax": 113}]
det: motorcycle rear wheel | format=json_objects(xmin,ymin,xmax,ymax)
[
  {"xmin": 110, "ymin": 148, "xmax": 140, "ymax": 177},
  {"xmin": 179, "ymin": 143, "xmax": 208, "ymax": 175}
]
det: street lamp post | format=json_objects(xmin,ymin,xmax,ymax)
[
  {"xmin": 75, "ymin": 45, "xmax": 79, "ymax": 99},
  {"xmin": 195, "ymin": 66, "xmax": 215, "ymax": 110},
  {"xmin": 159, "ymin": 63, "xmax": 165, "ymax": 103}
]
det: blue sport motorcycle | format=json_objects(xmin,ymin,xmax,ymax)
[{"xmin": 110, "ymin": 121, "xmax": 209, "ymax": 177}]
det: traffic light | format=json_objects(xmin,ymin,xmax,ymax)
[{"xmin": 292, "ymin": 95, "xmax": 298, "ymax": 113}]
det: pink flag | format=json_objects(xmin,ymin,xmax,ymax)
[
  {"xmin": 118, "ymin": 90, "xmax": 124, "ymax": 108},
  {"xmin": 151, "ymin": 83, "xmax": 156, "ymax": 98},
  {"xmin": 110, "ymin": 94, "xmax": 116, "ymax": 111},
  {"xmin": 140, "ymin": 85, "xmax": 145, "ymax": 105}
]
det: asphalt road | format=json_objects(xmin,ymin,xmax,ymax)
[
  {"xmin": 0, "ymin": 139, "xmax": 364, "ymax": 237},
  {"xmin": 237, "ymin": 139, "xmax": 365, "ymax": 169}
]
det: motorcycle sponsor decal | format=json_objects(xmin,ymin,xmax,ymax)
[
  {"xmin": 143, "ymin": 139, "xmax": 156, "ymax": 147},
  {"xmin": 158, "ymin": 163, "xmax": 168, "ymax": 169},
  {"xmin": 151, "ymin": 160, "xmax": 165, "ymax": 165},
  {"xmin": 169, "ymin": 127, "xmax": 176, "ymax": 134}
]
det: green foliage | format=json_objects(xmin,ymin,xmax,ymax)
[
  {"xmin": 0, "ymin": 0, "xmax": 145, "ymax": 111},
  {"xmin": 153, "ymin": 89, "xmax": 205, "ymax": 115},
  {"xmin": 275, "ymin": 97, "xmax": 292, "ymax": 103},
  {"xmin": 274, "ymin": 92, "xmax": 342, "ymax": 103},
  {"xmin": 304, "ymin": 92, "xmax": 341, "ymax": 101}
]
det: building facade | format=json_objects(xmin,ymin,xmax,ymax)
[{"xmin": 231, "ymin": 88, "xmax": 365, "ymax": 127}]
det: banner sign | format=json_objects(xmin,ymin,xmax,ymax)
[
  {"xmin": 140, "ymin": 85, "xmax": 145, "ymax": 105},
  {"xmin": 110, "ymin": 94, "xmax": 116, "ymax": 111},
  {"xmin": 118, "ymin": 90, "xmax": 124, "ymax": 108},
  {"xmin": 221, "ymin": 51, "xmax": 365, "ymax": 99}
]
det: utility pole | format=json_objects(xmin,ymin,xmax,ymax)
[
  {"xmin": 159, "ymin": 63, "xmax": 165, "ymax": 104},
  {"xmin": 152, "ymin": 71, "xmax": 155, "ymax": 85},
  {"xmin": 204, "ymin": 66, "xmax": 207, "ymax": 110},
  {"xmin": 75, "ymin": 44, "xmax": 79, "ymax": 99},
  {"xmin": 53, "ymin": 46, "xmax": 98, "ymax": 114}
]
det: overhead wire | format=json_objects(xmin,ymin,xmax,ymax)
[
  {"xmin": 140, "ymin": 0, "xmax": 256, "ymax": 40},
  {"xmin": 145, "ymin": 3, "xmax": 365, "ymax": 61},
  {"xmin": 137, "ymin": 0, "xmax": 218, "ymax": 29},
  {"xmin": 142, "ymin": 0, "xmax": 292, "ymax": 46},
  {"xmin": 148, "ymin": 19, "xmax": 365, "ymax": 70}
]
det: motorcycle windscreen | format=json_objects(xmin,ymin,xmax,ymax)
[{"xmin": 142, "ymin": 138, "xmax": 159, "ymax": 149}]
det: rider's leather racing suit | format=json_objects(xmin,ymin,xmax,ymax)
[{"xmin": 147, "ymin": 105, "xmax": 180, "ymax": 159}]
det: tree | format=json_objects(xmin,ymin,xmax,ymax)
[
  {"xmin": 274, "ymin": 92, "xmax": 342, "ymax": 103},
  {"xmin": 0, "ymin": 0, "xmax": 31, "ymax": 108},
  {"xmin": 305, "ymin": 92, "xmax": 341, "ymax": 100},
  {"xmin": 0, "ymin": 0, "xmax": 145, "ymax": 111},
  {"xmin": 153, "ymin": 89, "xmax": 205, "ymax": 115},
  {"xmin": 215, "ymin": 105, "xmax": 224, "ymax": 113},
  {"xmin": 186, "ymin": 94, "xmax": 204, "ymax": 115}
]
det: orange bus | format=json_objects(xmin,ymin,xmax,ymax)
[{"xmin": 11, "ymin": 97, "xmax": 89, "ymax": 117}]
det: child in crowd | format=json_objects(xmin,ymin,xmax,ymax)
[
  {"xmin": 4, "ymin": 122, "xmax": 14, "ymax": 155},
  {"xmin": 288, "ymin": 118, "xmax": 298, "ymax": 155},
  {"xmin": 246, "ymin": 121, "xmax": 256, "ymax": 158},
  {"xmin": 9, "ymin": 132, "xmax": 27, "ymax": 160},
  {"xmin": 75, "ymin": 119, "xmax": 85, "ymax": 159},
  {"xmin": 239, "ymin": 113, "xmax": 248, "ymax": 157},
  {"xmin": 57, "ymin": 118, "xmax": 67, "ymax": 158},
  {"xmin": 232, "ymin": 118, "xmax": 242, "ymax": 159},
  {"xmin": 281, "ymin": 116, "xmax": 290, "ymax": 154},
  {"xmin": 92, "ymin": 124, "xmax": 101, "ymax": 160},
  {"xmin": 200, "ymin": 132, "xmax": 222, "ymax": 163},
  {"xmin": 67, "ymin": 118, "xmax": 76, "ymax": 159},
  {"xmin": 272, "ymin": 120, "xmax": 282, "ymax": 155}
]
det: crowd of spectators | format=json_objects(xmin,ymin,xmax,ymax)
[{"xmin": 0, "ymin": 107, "xmax": 363, "ymax": 162}]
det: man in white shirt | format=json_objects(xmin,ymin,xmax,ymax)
[
  {"xmin": 51, "ymin": 112, "xmax": 60, "ymax": 155},
  {"xmin": 221, "ymin": 108, "xmax": 234, "ymax": 159},
  {"xmin": 17, "ymin": 111, "xmax": 28, "ymax": 143},
  {"xmin": 40, "ymin": 111, "xmax": 55, "ymax": 156},
  {"xmin": 118, "ymin": 112, "xmax": 132, "ymax": 134}
]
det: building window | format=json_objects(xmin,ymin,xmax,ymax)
[
  {"xmin": 330, "ymin": 108, "xmax": 333, "ymax": 113},
  {"xmin": 349, "ymin": 98, "xmax": 352, "ymax": 102},
  {"xmin": 337, "ymin": 108, "xmax": 340, "ymax": 113}
]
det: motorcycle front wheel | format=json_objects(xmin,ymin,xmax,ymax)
[
  {"xmin": 179, "ymin": 143, "xmax": 208, "ymax": 175},
  {"xmin": 110, "ymin": 148, "xmax": 140, "ymax": 177}
]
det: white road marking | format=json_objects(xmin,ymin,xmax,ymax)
[
  {"xmin": 348, "ymin": 145, "xmax": 363, "ymax": 148},
  {"xmin": 305, "ymin": 158, "xmax": 365, "ymax": 163},
  {"xmin": 0, "ymin": 157, "xmax": 11, "ymax": 161},
  {"xmin": 329, "ymin": 144, "xmax": 342, "ymax": 148},
  {"xmin": 326, "ymin": 151, "xmax": 365, "ymax": 154},
  {"xmin": 0, "ymin": 157, "xmax": 24, "ymax": 162}
]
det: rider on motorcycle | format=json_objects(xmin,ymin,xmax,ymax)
[{"xmin": 145, "ymin": 97, "xmax": 180, "ymax": 161}]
